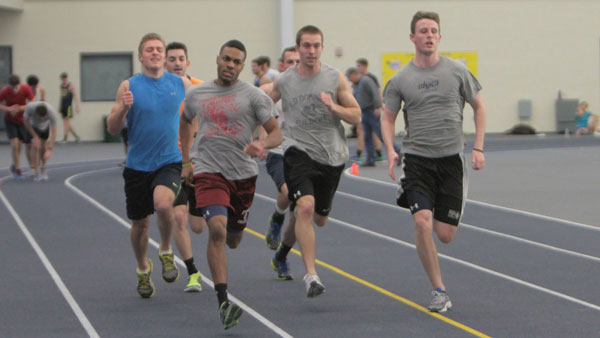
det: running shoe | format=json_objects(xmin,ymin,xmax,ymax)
[
  {"xmin": 265, "ymin": 216, "xmax": 282, "ymax": 250},
  {"xmin": 270, "ymin": 257, "xmax": 293, "ymax": 280},
  {"xmin": 219, "ymin": 301, "xmax": 243, "ymax": 330},
  {"xmin": 428, "ymin": 289, "xmax": 452, "ymax": 313},
  {"xmin": 33, "ymin": 173, "xmax": 43, "ymax": 183},
  {"xmin": 303, "ymin": 274, "xmax": 325, "ymax": 298},
  {"xmin": 136, "ymin": 258, "xmax": 155, "ymax": 298},
  {"xmin": 10, "ymin": 165, "xmax": 22, "ymax": 180},
  {"xmin": 41, "ymin": 167, "xmax": 48, "ymax": 181},
  {"xmin": 158, "ymin": 251, "xmax": 179, "ymax": 283},
  {"xmin": 184, "ymin": 272, "xmax": 202, "ymax": 292}
]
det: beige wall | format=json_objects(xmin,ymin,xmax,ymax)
[{"xmin": 1, "ymin": 0, "xmax": 599, "ymax": 140}]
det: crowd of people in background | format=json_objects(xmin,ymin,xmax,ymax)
[{"xmin": 0, "ymin": 72, "xmax": 81, "ymax": 181}]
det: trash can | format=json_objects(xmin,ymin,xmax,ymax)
[{"xmin": 103, "ymin": 115, "xmax": 121, "ymax": 143}]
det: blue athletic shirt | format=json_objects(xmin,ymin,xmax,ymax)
[{"xmin": 126, "ymin": 72, "xmax": 185, "ymax": 171}]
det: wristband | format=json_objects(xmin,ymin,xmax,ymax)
[
  {"xmin": 473, "ymin": 148, "xmax": 484, "ymax": 153},
  {"xmin": 182, "ymin": 162, "xmax": 193, "ymax": 168}
]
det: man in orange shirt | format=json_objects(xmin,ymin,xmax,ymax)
[{"xmin": 165, "ymin": 41, "xmax": 205, "ymax": 292}]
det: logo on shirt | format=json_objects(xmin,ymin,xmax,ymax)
[
  {"xmin": 170, "ymin": 91, "xmax": 176, "ymax": 96},
  {"xmin": 418, "ymin": 80, "xmax": 439, "ymax": 91},
  {"xmin": 200, "ymin": 93, "xmax": 243, "ymax": 136}
]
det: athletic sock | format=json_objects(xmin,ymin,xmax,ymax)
[
  {"xmin": 272, "ymin": 210, "xmax": 285, "ymax": 225},
  {"xmin": 275, "ymin": 243, "xmax": 292, "ymax": 262},
  {"xmin": 274, "ymin": 204, "xmax": 289, "ymax": 216},
  {"xmin": 215, "ymin": 283, "xmax": 228, "ymax": 306},
  {"xmin": 159, "ymin": 248, "xmax": 172, "ymax": 256},
  {"xmin": 184, "ymin": 257, "xmax": 198, "ymax": 275},
  {"xmin": 435, "ymin": 287, "xmax": 445, "ymax": 293},
  {"xmin": 376, "ymin": 149, "xmax": 382, "ymax": 158},
  {"xmin": 356, "ymin": 150, "xmax": 362, "ymax": 157}
]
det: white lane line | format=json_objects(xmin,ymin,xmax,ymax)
[
  {"xmin": 254, "ymin": 193, "xmax": 600, "ymax": 312},
  {"xmin": 342, "ymin": 168, "xmax": 600, "ymax": 231},
  {"xmin": 0, "ymin": 190, "xmax": 100, "ymax": 338},
  {"xmin": 65, "ymin": 168, "xmax": 293, "ymax": 338},
  {"xmin": 334, "ymin": 190, "xmax": 600, "ymax": 263}
]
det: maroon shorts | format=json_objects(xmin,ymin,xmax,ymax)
[{"xmin": 193, "ymin": 172, "xmax": 257, "ymax": 232}]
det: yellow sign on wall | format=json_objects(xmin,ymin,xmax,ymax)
[{"xmin": 381, "ymin": 51, "xmax": 478, "ymax": 87}]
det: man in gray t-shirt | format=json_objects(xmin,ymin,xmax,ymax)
[
  {"xmin": 269, "ymin": 25, "xmax": 361, "ymax": 298},
  {"xmin": 23, "ymin": 101, "xmax": 59, "ymax": 181},
  {"xmin": 180, "ymin": 39, "xmax": 281, "ymax": 330},
  {"xmin": 382, "ymin": 11, "xmax": 486, "ymax": 313}
]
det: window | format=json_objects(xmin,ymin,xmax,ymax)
[{"xmin": 80, "ymin": 52, "xmax": 133, "ymax": 101}]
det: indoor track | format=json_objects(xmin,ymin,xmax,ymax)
[{"xmin": 1, "ymin": 135, "xmax": 599, "ymax": 337}]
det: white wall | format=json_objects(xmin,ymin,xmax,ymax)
[{"xmin": 1, "ymin": 0, "xmax": 599, "ymax": 140}]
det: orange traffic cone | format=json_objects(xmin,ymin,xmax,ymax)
[{"xmin": 350, "ymin": 162, "xmax": 360, "ymax": 175}]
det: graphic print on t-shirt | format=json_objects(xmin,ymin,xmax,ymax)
[{"xmin": 199, "ymin": 93, "xmax": 243, "ymax": 136}]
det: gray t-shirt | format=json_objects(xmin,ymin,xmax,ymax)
[
  {"xmin": 354, "ymin": 75, "xmax": 381, "ymax": 112},
  {"xmin": 383, "ymin": 56, "xmax": 481, "ymax": 157},
  {"xmin": 183, "ymin": 80, "xmax": 277, "ymax": 180},
  {"xmin": 24, "ymin": 101, "xmax": 59, "ymax": 130},
  {"xmin": 278, "ymin": 63, "xmax": 348, "ymax": 166}
]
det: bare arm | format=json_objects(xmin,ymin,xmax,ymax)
[
  {"xmin": 321, "ymin": 72, "xmax": 361, "ymax": 125},
  {"xmin": 69, "ymin": 83, "xmax": 80, "ymax": 114},
  {"xmin": 106, "ymin": 80, "xmax": 131, "ymax": 135},
  {"xmin": 180, "ymin": 112, "xmax": 195, "ymax": 185},
  {"xmin": 469, "ymin": 92, "xmax": 486, "ymax": 170},
  {"xmin": 382, "ymin": 106, "xmax": 400, "ymax": 180},
  {"xmin": 243, "ymin": 117, "xmax": 281, "ymax": 161},
  {"xmin": 268, "ymin": 78, "xmax": 281, "ymax": 103},
  {"xmin": 40, "ymin": 85, "xmax": 46, "ymax": 101}
]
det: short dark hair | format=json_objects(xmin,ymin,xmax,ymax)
[
  {"xmin": 253, "ymin": 56, "xmax": 270, "ymax": 66},
  {"xmin": 8, "ymin": 74, "xmax": 19, "ymax": 86},
  {"xmin": 60, "ymin": 72, "xmax": 68, "ymax": 79},
  {"xmin": 35, "ymin": 104, "xmax": 48, "ymax": 117},
  {"xmin": 411, "ymin": 11, "xmax": 440, "ymax": 34},
  {"xmin": 219, "ymin": 39, "xmax": 247, "ymax": 61},
  {"xmin": 166, "ymin": 41, "xmax": 188, "ymax": 58},
  {"xmin": 280, "ymin": 46, "xmax": 296, "ymax": 61},
  {"xmin": 26, "ymin": 75, "xmax": 39, "ymax": 86},
  {"xmin": 295, "ymin": 25, "xmax": 324, "ymax": 46},
  {"xmin": 345, "ymin": 67, "xmax": 359, "ymax": 77},
  {"xmin": 356, "ymin": 58, "xmax": 368, "ymax": 67}
]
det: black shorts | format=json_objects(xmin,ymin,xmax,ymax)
[
  {"xmin": 123, "ymin": 162, "xmax": 182, "ymax": 220},
  {"xmin": 396, "ymin": 153, "xmax": 467, "ymax": 226},
  {"xmin": 266, "ymin": 151, "xmax": 285, "ymax": 192},
  {"xmin": 5, "ymin": 119, "xmax": 32, "ymax": 143},
  {"xmin": 34, "ymin": 127, "xmax": 49, "ymax": 140},
  {"xmin": 173, "ymin": 180, "xmax": 202, "ymax": 217},
  {"xmin": 284, "ymin": 147, "xmax": 345, "ymax": 216},
  {"xmin": 60, "ymin": 105, "xmax": 72, "ymax": 119}
]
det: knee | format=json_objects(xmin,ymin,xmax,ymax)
[
  {"xmin": 207, "ymin": 217, "xmax": 227, "ymax": 243},
  {"xmin": 190, "ymin": 216, "xmax": 206, "ymax": 234},
  {"xmin": 173, "ymin": 207, "xmax": 187, "ymax": 230},
  {"xmin": 413, "ymin": 214, "xmax": 433, "ymax": 235},
  {"xmin": 295, "ymin": 199, "xmax": 314, "ymax": 219},
  {"xmin": 226, "ymin": 237, "xmax": 241, "ymax": 249},
  {"xmin": 314, "ymin": 214, "xmax": 328, "ymax": 227},
  {"xmin": 437, "ymin": 232, "xmax": 455, "ymax": 244},
  {"xmin": 154, "ymin": 199, "xmax": 174, "ymax": 216}
]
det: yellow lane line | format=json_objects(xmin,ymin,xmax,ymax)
[{"xmin": 244, "ymin": 227, "xmax": 491, "ymax": 338}]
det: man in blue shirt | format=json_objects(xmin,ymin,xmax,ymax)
[{"xmin": 107, "ymin": 32, "xmax": 191, "ymax": 298}]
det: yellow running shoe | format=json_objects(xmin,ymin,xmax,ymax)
[
  {"xmin": 158, "ymin": 251, "xmax": 179, "ymax": 283},
  {"xmin": 184, "ymin": 272, "xmax": 202, "ymax": 292},
  {"xmin": 136, "ymin": 258, "xmax": 155, "ymax": 298}
]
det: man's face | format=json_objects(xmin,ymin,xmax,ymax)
[
  {"xmin": 297, "ymin": 33, "xmax": 323, "ymax": 68},
  {"xmin": 165, "ymin": 49, "xmax": 189, "ymax": 76},
  {"xmin": 138, "ymin": 39, "xmax": 165, "ymax": 71},
  {"xmin": 251, "ymin": 62, "xmax": 261, "ymax": 76},
  {"xmin": 356, "ymin": 63, "xmax": 367, "ymax": 75},
  {"xmin": 347, "ymin": 72, "xmax": 360, "ymax": 84},
  {"xmin": 216, "ymin": 46, "xmax": 245, "ymax": 85},
  {"xmin": 281, "ymin": 51, "xmax": 300, "ymax": 71},
  {"xmin": 410, "ymin": 18, "xmax": 441, "ymax": 56}
]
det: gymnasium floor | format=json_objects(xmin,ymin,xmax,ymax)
[{"xmin": 1, "ymin": 134, "xmax": 599, "ymax": 337}]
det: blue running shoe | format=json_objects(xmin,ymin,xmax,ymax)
[
  {"xmin": 271, "ymin": 257, "xmax": 293, "ymax": 280},
  {"xmin": 265, "ymin": 216, "xmax": 282, "ymax": 250}
]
